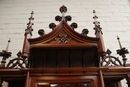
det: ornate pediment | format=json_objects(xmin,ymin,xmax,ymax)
[{"xmin": 28, "ymin": 5, "xmax": 99, "ymax": 48}]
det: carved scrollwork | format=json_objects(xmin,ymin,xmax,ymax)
[
  {"xmin": 101, "ymin": 49, "xmax": 122, "ymax": 66},
  {"xmin": 101, "ymin": 55, "xmax": 122, "ymax": 66},
  {"xmin": 6, "ymin": 51, "xmax": 28, "ymax": 68}
]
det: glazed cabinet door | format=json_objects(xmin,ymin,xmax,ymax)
[{"xmin": 30, "ymin": 75, "xmax": 99, "ymax": 87}]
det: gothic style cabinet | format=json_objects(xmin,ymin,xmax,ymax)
[{"xmin": 0, "ymin": 6, "xmax": 130, "ymax": 87}]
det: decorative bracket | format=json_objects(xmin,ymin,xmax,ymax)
[
  {"xmin": 7, "ymin": 51, "xmax": 27, "ymax": 68},
  {"xmin": 101, "ymin": 49, "xmax": 122, "ymax": 66}
]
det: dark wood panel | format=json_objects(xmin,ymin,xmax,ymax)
[
  {"xmin": 70, "ymin": 49, "xmax": 83, "ymax": 67},
  {"xmin": 57, "ymin": 49, "xmax": 70, "ymax": 67},
  {"xmin": 30, "ymin": 47, "xmax": 98, "ymax": 68},
  {"xmin": 83, "ymin": 48, "xmax": 98, "ymax": 67},
  {"xmin": 44, "ymin": 49, "xmax": 57, "ymax": 68},
  {"xmin": 30, "ymin": 49, "xmax": 44, "ymax": 68}
]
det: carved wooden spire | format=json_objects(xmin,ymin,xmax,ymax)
[
  {"xmin": 93, "ymin": 10, "xmax": 105, "ymax": 53},
  {"xmin": 22, "ymin": 11, "xmax": 34, "ymax": 58},
  {"xmin": 25, "ymin": 11, "xmax": 34, "ymax": 36}
]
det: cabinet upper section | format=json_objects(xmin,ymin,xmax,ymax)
[{"xmin": 28, "ymin": 5, "xmax": 99, "ymax": 49}]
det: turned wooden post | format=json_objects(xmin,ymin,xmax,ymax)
[
  {"xmin": 93, "ymin": 10, "xmax": 106, "ymax": 66},
  {"xmin": 99, "ymin": 70, "xmax": 105, "ymax": 87}
]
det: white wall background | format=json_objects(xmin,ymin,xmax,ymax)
[{"xmin": 0, "ymin": 0, "xmax": 130, "ymax": 87}]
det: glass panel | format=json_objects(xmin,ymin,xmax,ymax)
[{"xmin": 38, "ymin": 82, "xmax": 92, "ymax": 87}]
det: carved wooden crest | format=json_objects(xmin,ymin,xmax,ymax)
[{"xmin": 28, "ymin": 5, "xmax": 99, "ymax": 48}]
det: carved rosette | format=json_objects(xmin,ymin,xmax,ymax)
[
  {"xmin": 55, "ymin": 31, "xmax": 69, "ymax": 44},
  {"xmin": 58, "ymin": 34, "xmax": 68, "ymax": 44}
]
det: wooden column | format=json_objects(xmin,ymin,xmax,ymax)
[
  {"xmin": 25, "ymin": 72, "xmax": 30, "ymax": 87},
  {"xmin": 93, "ymin": 10, "xmax": 106, "ymax": 67},
  {"xmin": 99, "ymin": 70, "xmax": 105, "ymax": 87}
]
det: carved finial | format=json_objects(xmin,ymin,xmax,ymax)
[
  {"xmin": 116, "ymin": 36, "xmax": 129, "ymax": 66},
  {"xmin": 55, "ymin": 15, "xmax": 62, "ymax": 22},
  {"xmin": 5, "ymin": 38, "xmax": 11, "ymax": 52},
  {"xmin": 49, "ymin": 23, "xmax": 56, "ymax": 30},
  {"xmin": 55, "ymin": 5, "xmax": 72, "ymax": 22},
  {"xmin": 106, "ymin": 49, "xmax": 112, "ymax": 55},
  {"xmin": 81, "ymin": 29, "xmax": 89, "ymax": 36},
  {"xmin": 38, "ymin": 29, "xmax": 45, "ymax": 36},
  {"xmin": 65, "ymin": 15, "xmax": 72, "ymax": 21},
  {"xmin": 60, "ymin": 5, "xmax": 67, "ymax": 13},
  {"xmin": 60, "ymin": 5, "xmax": 67, "ymax": 20},
  {"xmin": 25, "ymin": 11, "xmax": 34, "ymax": 36},
  {"xmin": 117, "ymin": 36, "xmax": 122, "ymax": 49},
  {"xmin": 93, "ymin": 10, "xmax": 102, "ymax": 34},
  {"xmin": 17, "ymin": 51, "xmax": 22, "ymax": 58},
  {"xmin": 93, "ymin": 10, "xmax": 96, "ymax": 13},
  {"xmin": 70, "ymin": 22, "xmax": 78, "ymax": 30},
  {"xmin": 0, "ymin": 39, "xmax": 12, "ymax": 68}
]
